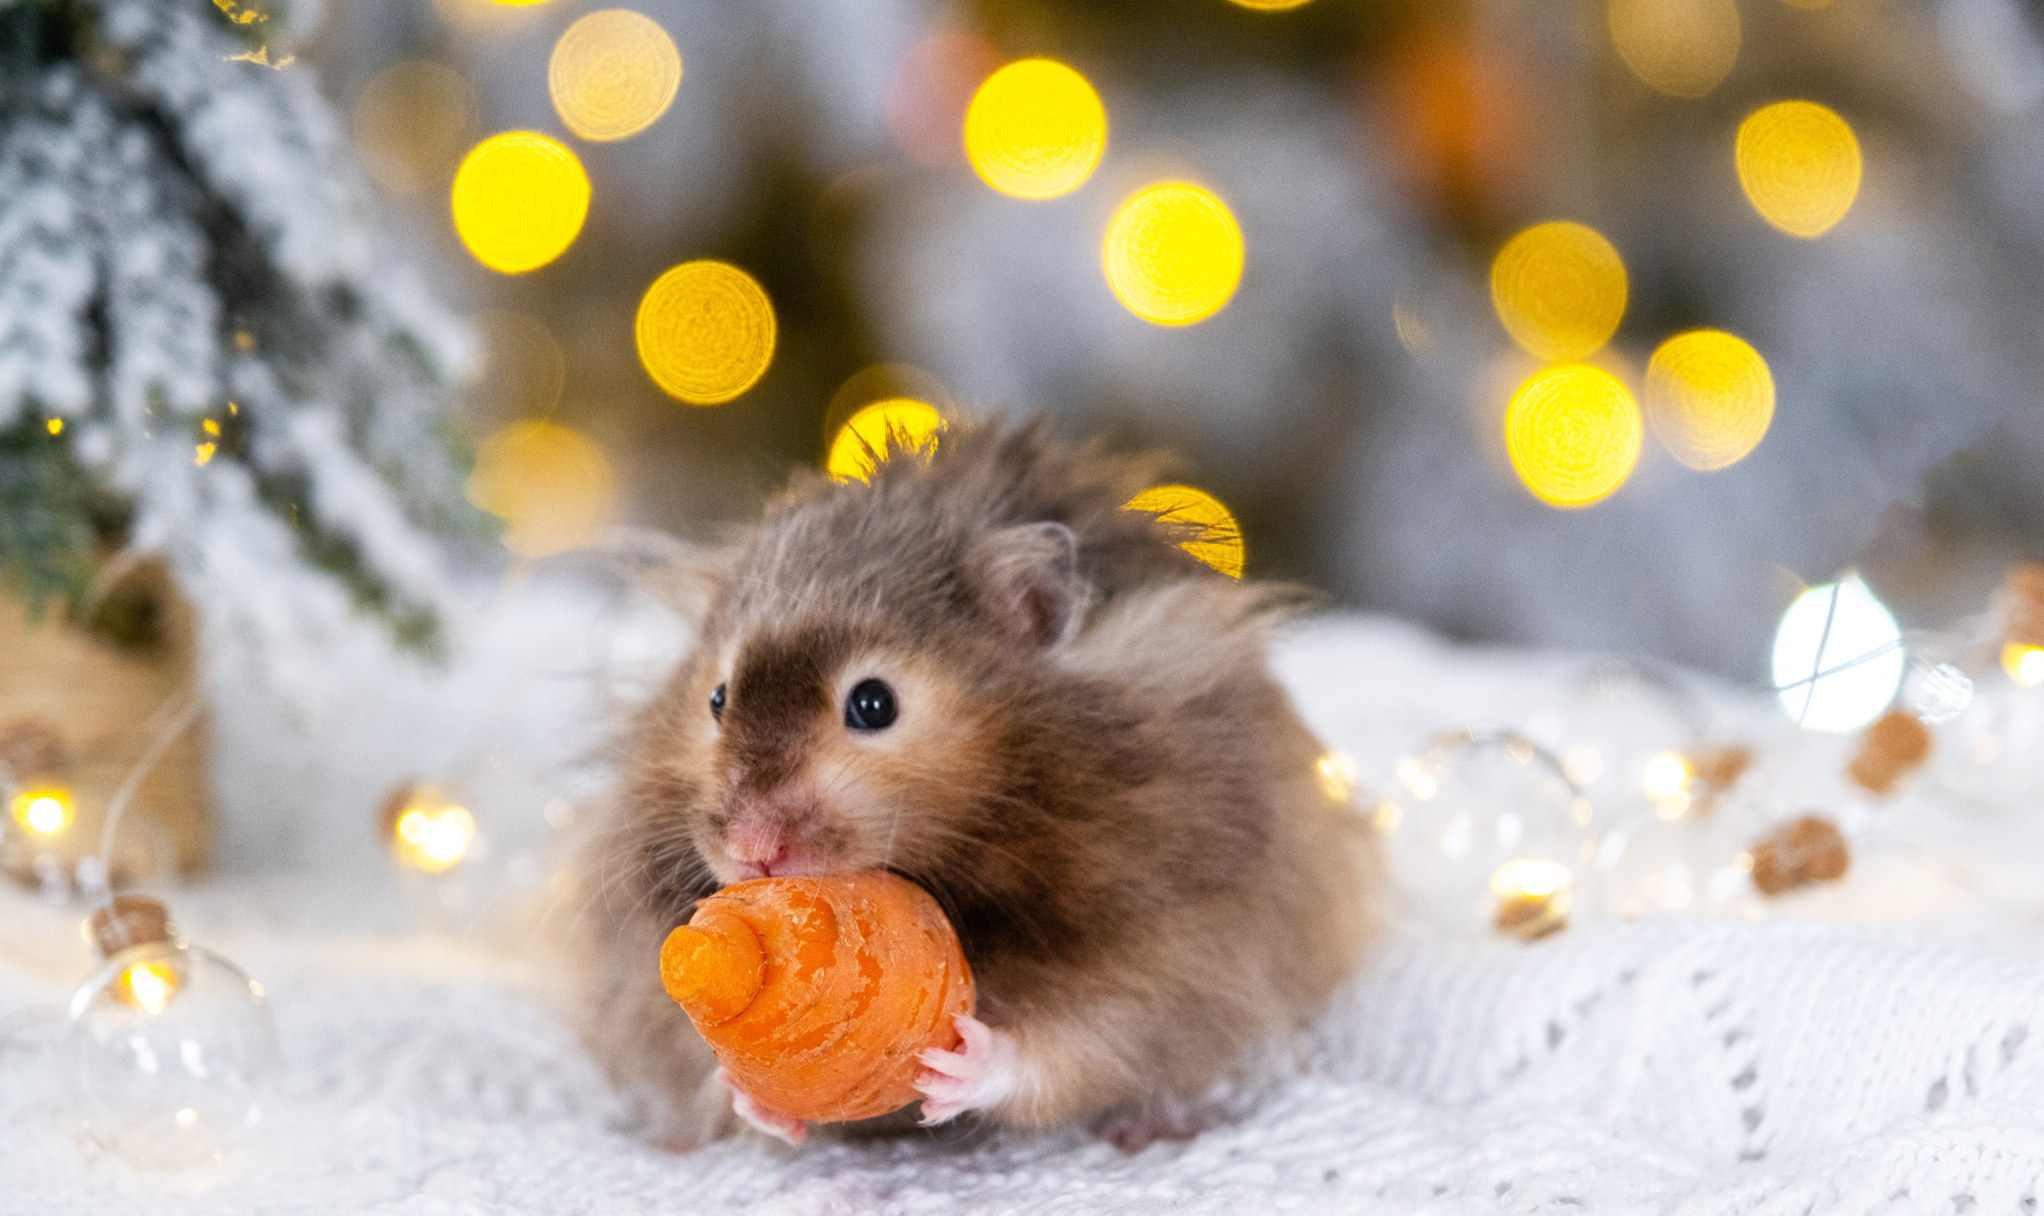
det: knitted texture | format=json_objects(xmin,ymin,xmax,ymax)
[
  {"xmin": 6, "ymin": 919, "xmax": 2044, "ymax": 1213},
  {"xmin": 5, "ymin": 614, "xmax": 2044, "ymax": 1213}
]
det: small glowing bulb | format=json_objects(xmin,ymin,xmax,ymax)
[
  {"xmin": 1103, "ymin": 183, "xmax": 1244, "ymax": 326},
  {"xmin": 391, "ymin": 800, "xmax": 477, "ymax": 874},
  {"xmin": 826, "ymin": 399, "xmax": 946, "ymax": 483},
  {"xmin": 1772, "ymin": 575, "xmax": 1905, "ymax": 732},
  {"xmin": 1490, "ymin": 221, "xmax": 1628, "ymax": 361},
  {"xmin": 11, "ymin": 787, "xmax": 73, "ymax": 836},
  {"xmin": 1395, "ymin": 756, "xmax": 1439, "ymax": 801},
  {"xmin": 450, "ymin": 131, "xmax": 591, "ymax": 274},
  {"xmin": 634, "ymin": 261, "xmax": 777, "ymax": 405},
  {"xmin": 115, "ymin": 961, "xmax": 181, "ymax": 1015},
  {"xmin": 548, "ymin": 9, "xmax": 683, "ymax": 142},
  {"xmin": 1122, "ymin": 484, "xmax": 1245, "ymax": 577},
  {"xmin": 1316, "ymin": 752, "xmax": 1357, "ymax": 803},
  {"xmin": 1736, "ymin": 100, "xmax": 1861, "ymax": 239},
  {"xmin": 1504, "ymin": 364, "xmax": 1643, "ymax": 508},
  {"xmin": 2005, "ymin": 644, "xmax": 2044, "ymax": 688},
  {"xmin": 1642, "ymin": 752, "xmax": 1691, "ymax": 799},
  {"xmin": 963, "ymin": 59, "xmax": 1107, "ymax": 199},
  {"xmin": 1490, "ymin": 859, "xmax": 1574, "ymax": 940}
]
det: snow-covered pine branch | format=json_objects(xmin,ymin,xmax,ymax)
[{"xmin": 0, "ymin": 0, "xmax": 478, "ymax": 657}]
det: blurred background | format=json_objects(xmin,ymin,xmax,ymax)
[
  {"xmin": 310, "ymin": 0, "xmax": 2044, "ymax": 678},
  {"xmin": 11, "ymin": 0, "xmax": 2044, "ymax": 886}
]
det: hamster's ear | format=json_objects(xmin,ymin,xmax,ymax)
[{"xmin": 966, "ymin": 521, "xmax": 1084, "ymax": 647}]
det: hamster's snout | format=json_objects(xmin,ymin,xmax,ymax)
[
  {"xmin": 725, "ymin": 815, "xmax": 796, "ymax": 878},
  {"xmin": 716, "ymin": 786, "xmax": 837, "ymax": 880}
]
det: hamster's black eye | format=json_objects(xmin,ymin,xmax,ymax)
[
  {"xmin": 709, "ymin": 683, "xmax": 726, "ymax": 723},
  {"xmin": 845, "ymin": 679, "xmax": 897, "ymax": 731}
]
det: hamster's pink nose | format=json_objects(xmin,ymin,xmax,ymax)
[{"xmin": 727, "ymin": 825, "xmax": 791, "ymax": 878}]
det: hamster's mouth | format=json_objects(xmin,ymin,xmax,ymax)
[{"xmin": 728, "ymin": 853, "xmax": 834, "ymax": 881}]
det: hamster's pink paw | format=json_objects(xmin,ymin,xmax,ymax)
[
  {"xmin": 714, "ymin": 1067, "xmax": 808, "ymax": 1146},
  {"xmin": 915, "ymin": 1013, "xmax": 1019, "ymax": 1125}
]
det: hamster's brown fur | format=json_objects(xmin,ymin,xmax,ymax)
[{"xmin": 579, "ymin": 417, "xmax": 1379, "ymax": 1145}]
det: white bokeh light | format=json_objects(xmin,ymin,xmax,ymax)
[{"xmin": 1771, "ymin": 574, "xmax": 1905, "ymax": 732}]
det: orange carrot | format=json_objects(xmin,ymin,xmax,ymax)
[{"xmin": 659, "ymin": 872, "xmax": 975, "ymax": 1124}]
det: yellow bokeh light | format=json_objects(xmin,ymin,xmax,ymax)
[
  {"xmin": 1643, "ymin": 329, "xmax": 1774, "ymax": 471},
  {"xmin": 1504, "ymin": 364, "xmax": 1642, "ymax": 508},
  {"xmin": 1316, "ymin": 752, "xmax": 1357, "ymax": 803},
  {"xmin": 450, "ymin": 132, "xmax": 590, "ymax": 274},
  {"xmin": 10, "ymin": 786, "xmax": 72, "ymax": 836},
  {"xmin": 1736, "ymin": 100, "xmax": 1861, "ymax": 238},
  {"xmin": 548, "ymin": 9, "xmax": 683, "ymax": 142},
  {"xmin": 825, "ymin": 363, "xmax": 950, "ymax": 446},
  {"xmin": 635, "ymin": 261, "xmax": 777, "ymax": 405},
  {"xmin": 1103, "ymin": 183, "xmax": 1245, "ymax": 327},
  {"xmin": 394, "ymin": 804, "xmax": 476, "ymax": 873},
  {"xmin": 1490, "ymin": 221, "xmax": 1628, "ymax": 361},
  {"xmin": 827, "ymin": 399, "xmax": 946, "ymax": 483},
  {"xmin": 432, "ymin": 0, "xmax": 550, "ymax": 31},
  {"xmin": 45, "ymin": 417, "xmax": 63, "ymax": 434},
  {"xmin": 390, "ymin": 793, "xmax": 477, "ymax": 874},
  {"xmin": 1642, "ymin": 752, "xmax": 1690, "ymax": 798},
  {"xmin": 1608, "ymin": 0, "xmax": 1740, "ymax": 98},
  {"xmin": 1123, "ymin": 484, "xmax": 1245, "ymax": 578},
  {"xmin": 963, "ymin": 59, "xmax": 1107, "ymax": 199},
  {"xmin": 1230, "ymin": 0, "xmax": 1314, "ymax": 8},
  {"xmin": 466, "ymin": 421, "xmax": 616, "ymax": 557},
  {"xmin": 2005, "ymin": 643, "xmax": 2044, "ymax": 688},
  {"xmin": 114, "ymin": 961, "xmax": 182, "ymax": 1015},
  {"xmin": 352, "ymin": 61, "xmax": 476, "ymax": 195}
]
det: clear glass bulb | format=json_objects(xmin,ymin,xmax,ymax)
[
  {"xmin": 67, "ymin": 940, "xmax": 277, "ymax": 1169},
  {"xmin": 1593, "ymin": 801, "xmax": 1765, "ymax": 922},
  {"xmin": 1374, "ymin": 729, "xmax": 1596, "ymax": 941}
]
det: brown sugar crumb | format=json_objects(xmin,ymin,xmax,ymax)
[
  {"xmin": 1750, "ymin": 815, "xmax": 1850, "ymax": 896},
  {"xmin": 1692, "ymin": 745, "xmax": 1753, "ymax": 794},
  {"xmin": 1846, "ymin": 711, "xmax": 1932, "ymax": 796}
]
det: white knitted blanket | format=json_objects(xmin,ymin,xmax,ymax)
[
  {"xmin": 4, "ymin": 612, "xmax": 2043, "ymax": 1214},
  {"xmin": 7, "ymin": 917, "xmax": 2044, "ymax": 1214}
]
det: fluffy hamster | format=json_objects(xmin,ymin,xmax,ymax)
[{"xmin": 580, "ymin": 417, "xmax": 1378, "ymax": 1148}]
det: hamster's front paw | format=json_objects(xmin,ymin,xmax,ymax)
[
  {"xmin": 713, "ymin": 1067, "xmax": 808, "ymax": 1145},
  {"xmin": 915, "ymin": 1013, "xmax": 1019, "ymax": 1125}
]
